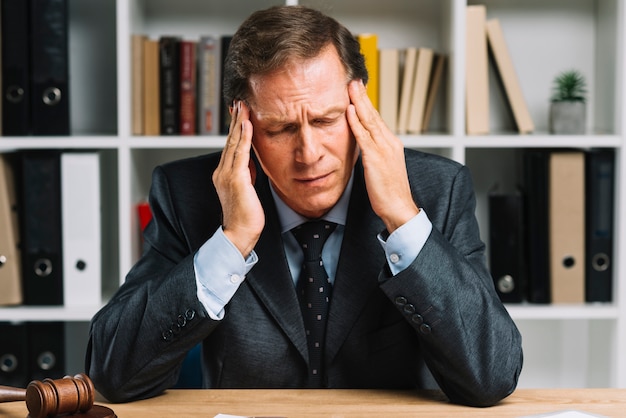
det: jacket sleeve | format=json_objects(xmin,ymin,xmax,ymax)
[
  {"xmin": 379, "ymin": 163, "xmax": 523, "ymax": 407},
  {"xmin": 85, "ymin": 164, "xmax": 218, "ymax": 403}
]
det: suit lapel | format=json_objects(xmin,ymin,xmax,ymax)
[
  {"xmin": 244, "ymin": 171, "xmax": 309, "ymax": 363},
  {"xmin": 326, "ymin": 161, "xmax": 385, "ymax": 364}
]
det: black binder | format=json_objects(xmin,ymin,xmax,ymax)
[
  {"xmin": 488, "ymin": 191, "xmax": 526, "ymax": 303},
  {"xmin": 159, "ymin": 36, "xmax": 182, "ymax": 135},
  {"xmin": 585, "ymin": 149, "xmax": 615, "ymax": 302},
  {"xmin": 27, "ymin": 322, "xmax": 66, "ymax": 381},
  {"xmin": 29, "ymin": 0, "xmax": 70, "ymax": 135},
  {"xmin": 19, "ymin": 151, "xmax": 64, "ymax": 305},
  {"xmin": 1, "ymin": 0, "xmax": 31, "ymax": 135},
  {"xmin": 523, "ymin": 150, "xmax": 551, "ymax": 303},
  {"xmin": 0, "ymin": 322, "xmax": 29, "ymax": 387}
]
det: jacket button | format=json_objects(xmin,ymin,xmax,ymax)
[
  {"xmin": 394, "ymin": 296, "xmax": 408, "ymax": 306},
  {"xmin": 162, "ymin": 329, "xmax": 174, "ymax": 341},
  {"xmin": 185, "ymin": 309, "xmax": 196, "ymax": 321},
  {"xmin": 177, "ymin": 314, "xmax": 187, "ymax": 327},
  {"xmin": 420, "ymin": 324, "xmax": 432, "ymax": 334},
  {"xmin": 403, "ymin": 303, "xmax": 416, "ymax": 314},
  {"xmin": 411, "ymin": 313, "xmax": 423, "ymax": 325}
]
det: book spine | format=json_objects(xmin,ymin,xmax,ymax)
[
  {"xmin": 197, "ymin": 35, "xmax": 221, "ymax": 135},
  {"xmin": 180, "ymin": 40, "xmax": 197, "ymax": 136},
  {"xmin": 159, "ymin": 36, "xmax": 181, "ymax": 135}
]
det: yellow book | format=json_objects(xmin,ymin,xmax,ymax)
[{"xmin": 358, "ymin": 33, "xmax": 379, "ymax": 110}]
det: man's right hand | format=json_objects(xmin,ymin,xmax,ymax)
[{"xmin": 212, "ymin": 100, "xmax": 265, "ymax": 258}]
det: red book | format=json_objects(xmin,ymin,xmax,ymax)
[{"xmin": 180, "ymin": 40, "xmax": 197, "ymax": 135}]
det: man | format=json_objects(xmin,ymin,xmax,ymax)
[{"xmin": 86, "ymin": 5, "xmax": 522, "ymax": 407}]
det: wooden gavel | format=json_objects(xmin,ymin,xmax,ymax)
[{"xmin": 0, "ymin": 373, "xmax": 94, "ymax": 418}]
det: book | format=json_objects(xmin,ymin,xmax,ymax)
[
  {"xmin": 131, "ymin": 34, "xmax": 147, "ymax": 135},
  {"xmin": 61, "ymin": 152, "xmax": 102, "ymax": 307},
  {"xmin": 549, "ymin": 151, "xmax": 585, "ymax": 303},
  {"xmin": 357, "ymin": 33, "xmax": 379, "ymax": 110},
  {"xmin": 197, "ymin": 35, "xmax": 222, "ymax": 135},
  {"xmin": 30, "ymin": 0, "xmax": 70, "ymax": 135},
  {"xmin": 378, "ymin": 48, "xmax": 400, "ymax": 133},
  {"xmin": 1, "ymin": 0, "xmax": 30, "ymax": 135},
  {"xmin": 159, "ymin": 36, "xmax": 182, "ymax": 135},
  {"xmin": 465, "ymin": 5, "xmax": 489, "ymax": 135},
  {"xmin": 407, "ymin": 47, "xmax": 434, "ymax": 134},
  {"xmin": 143, "ymin": 38, "xmax": 160, "ymax": 136},
  {"xmin": 585, "ymin": 149, "xmax": 615, "ymax": 302},
  {"xmin": 422, "ymin": 53, "xmax": 446, "ymax": 132},
  {"xmin": 486, "ymin": 18, "xmax": 534, "ymax": 134},
  {"xmin": 397, "ymin": 48, "xmax": 417, "ymax": 134},
  {"xmin": 180, "ymin": 40, "xmax": 197, "ymax": 135},
  {"xmin": 219, "ymin": 35, "xmax": 233, "ymax": 135},
  {"xmin": 0, "ymin": 154, "xmax": 22, "ymax": 306}
]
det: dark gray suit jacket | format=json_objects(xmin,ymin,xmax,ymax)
[{"xmin": 86, "ymin": 149, "xmax": 522, "ymax": 406}]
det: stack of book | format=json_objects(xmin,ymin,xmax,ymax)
[
  {"xmin": 465, "ymin": 4, "xmax": 534, "ymax": 135},
  {"xmin": 357, "ymin": 33, "xmax": 447, "ymax": 135},
  {"xmin": 132, "ymin": 34, "xmax": 233, "ymax": 137}
]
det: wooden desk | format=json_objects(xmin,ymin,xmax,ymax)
[{"xmin": 1, "ymin": 389, "xmax": 625, "ymax": 417}]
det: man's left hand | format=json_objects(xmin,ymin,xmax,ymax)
[{"xmin": 346, "ymin": 79, "xmax": 419, "ymax": 234}]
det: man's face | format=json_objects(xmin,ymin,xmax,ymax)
[{"xmin": 248, "ymin": 44, "xmax": 359, "ymax": 219}]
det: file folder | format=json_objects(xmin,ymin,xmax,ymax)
[
  {"xmin": 585, "ymin": 149, "xmax": 615, "ymax": 302},
  {"xmin": 0, "ymin": 322, "xmax": 29, "ymax": 387},
  {"xmin": 30, "ymin": 0, "xmax": 70, "ymax": 135},
  {"xmin": 0, "ymin": 155, "xmax": 23, "ymax": 306},
  {"xmin": 61, "ymin": 152, "xmax": 102, "ymax": 307},
  {"xmin": 19, "ymin": 151, "xmax": 64, "ymax": 305},
  {"xmin": 1, "ymin": 0, "xmax": 31, "ymax": 135}
]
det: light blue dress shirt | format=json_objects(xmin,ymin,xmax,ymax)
[{"xmin": 194, "ymin": 172, "xmax": 432, "ymax": 320}]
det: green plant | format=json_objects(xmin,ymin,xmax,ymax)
[{"xmin": 551, "ymin": 69, "xmax": 587, "ymax": 102}]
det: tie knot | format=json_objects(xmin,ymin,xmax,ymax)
[{"xmin": 291, "ymin": 220, "xmax": 337, "ymax": 261}]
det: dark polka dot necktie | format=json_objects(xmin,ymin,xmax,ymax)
[{"xmin": 291, "ymin": 220, "xmax": 337, "ymax": 387}]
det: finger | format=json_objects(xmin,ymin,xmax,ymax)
[
  {"xmin": 348, "ymin": 80, "xmax": 389, "ymax": 141},
  {"xmin": 217, "ymin": 101, "xmax": 240, "ymax": 169}
]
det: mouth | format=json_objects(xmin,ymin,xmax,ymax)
[{"xmin": 295, "ymin": 172, "xmax": 332, "ymax": 185}]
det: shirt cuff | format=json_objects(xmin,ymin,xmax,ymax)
[
  {"xmin": 194, "ymin": 227, "xmax": 258, "ymax": 320},
  {"xmin": 377, "ymin": 209, "xmax": 432, "ymax": 276}
]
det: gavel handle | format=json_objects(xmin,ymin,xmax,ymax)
[{"xmin": 0, "ymin": 386, "xmax": 26, "ymax": 403}]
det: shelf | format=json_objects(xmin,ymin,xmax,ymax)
[
  {"xmin": 0, "ymin": 305, "xmax": 102, "ymax": 322},
  {"xmin": 505, "ymin": 304, "xmax": 620, "ymax": 321}
]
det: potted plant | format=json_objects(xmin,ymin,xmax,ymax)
[{"xmin": 549, "ymin": 69, "xmax": 587, "ymax": 134}]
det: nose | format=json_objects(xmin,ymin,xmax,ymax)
[{"xmin": 295, "ymin": 123, "xmax": 322, "ymax": 164}]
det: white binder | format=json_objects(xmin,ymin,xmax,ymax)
[{"xmin": 61, "ymin": 152, "xmax": 102, "ymax": 307}]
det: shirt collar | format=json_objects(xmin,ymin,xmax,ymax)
[{"xmin": 270, "ymin": 170, "xmax": 353, "ymax": 234}]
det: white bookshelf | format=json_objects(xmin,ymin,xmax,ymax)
[{"xmin": 1, "ymin": 0, "xmax": 624, "ymax": 389}]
